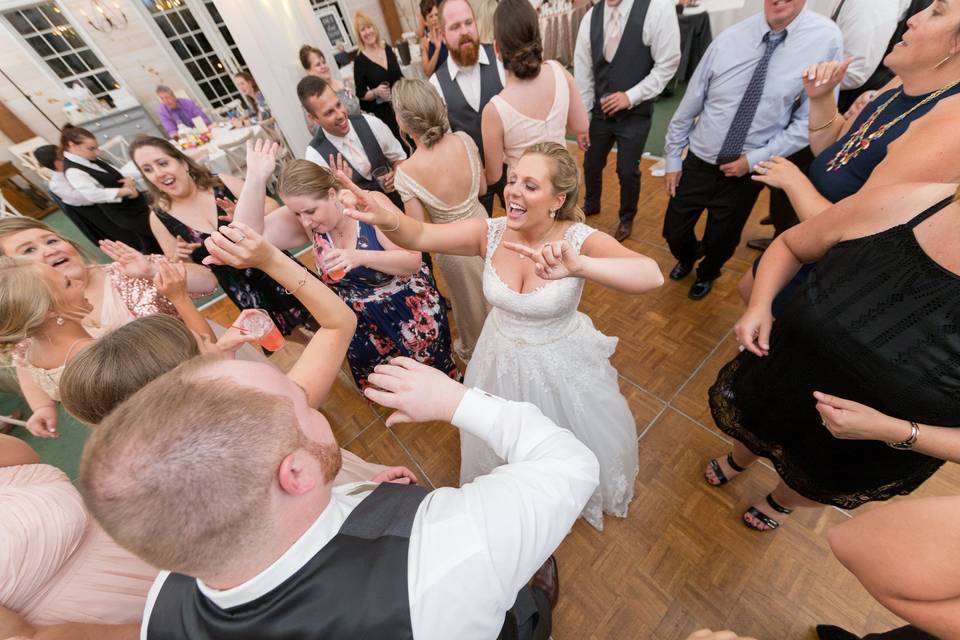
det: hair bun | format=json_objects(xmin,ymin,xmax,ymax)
[{"xmin": 503, "ymin": 40, "xmax": 543, "ymax": 80}]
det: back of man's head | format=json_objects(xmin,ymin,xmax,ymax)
[
  {"xmin": 33, "ymin": 145, "xmax": 59, "ymax": 172},
  {"xmin": 296, "ymin": 75, "xmax": 330, "ymax": 114},
  {"xmin": 79, "ymin": 355, "xmax": 301, "ymax": 577}
]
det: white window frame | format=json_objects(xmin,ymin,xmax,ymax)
[
  {"xmin": 309, "ymin": 0, "xmax": 354, "ymax": 48},
  {"xmin": 131, "ymin": 0, "xmax": 245, "ymax": 110},
  {"xmin": 1, "ymin": 0, "xmax": 128, "ymax": 110}
]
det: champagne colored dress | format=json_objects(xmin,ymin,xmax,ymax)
[{"xmin": 394, "ymin": 132, "xmax": 491, "ymax": 360}]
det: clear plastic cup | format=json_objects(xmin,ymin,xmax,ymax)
[
  {"xmin": 239, "ymin": 309, "xmax": 285, "ymax": 351},
  {"xmin": 372, "ymin": 165, "xmax": 394, "ymax": 192}
]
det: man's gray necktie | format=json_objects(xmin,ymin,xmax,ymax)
[{"xmin": 716, "ymin": 31, "xmax": 786, "ymax": 165}]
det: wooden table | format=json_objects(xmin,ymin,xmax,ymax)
[{"xmin": 0, "ymin": 161, "xmax": 56, "ymax": 219}]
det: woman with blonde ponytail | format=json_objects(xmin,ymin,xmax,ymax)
[
  {"xmin": 341, "ymin": 141, "xmax": 664, "ymax": 531},
  {"xmin": 0, "ymin": 257, "xmax": 94, "ymax": 439},
  {"xmin": 392, "ymin": 79, "xmax": 489, "ymax": 359}
]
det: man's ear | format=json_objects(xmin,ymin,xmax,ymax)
[{"xmin": 277, "ymin": 451, "xmax": 318, "ymax": 496}]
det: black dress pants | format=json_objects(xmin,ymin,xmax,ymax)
[
  {"xmin": 767, "ymin": 146, "xmax": 815, "ymax": 236},
  {"xmin": 583, "ymin": 109, "xmax": 652, "ymax": 224},
  {"xmin": 662, "ymin": 153, "xmax": 763, "ymax": 281}
]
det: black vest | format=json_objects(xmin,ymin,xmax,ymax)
[
  {"xmin": 435, "ymin": 44, "xmax": 503, "ymax": 162},
  {"xmin": 146, "ymin": 483, "xmax": 429, "ymax": 640},
  {"xmin": 308, "ymin": 116, "xmax": 388, "ymax": 194},
  {"xmin": 590, "ymin": 0, "xmax": 655, "ymax": 118},
  {"xmin": 61, "ymin": 156, "xmax": 151, "ymax": 224}
]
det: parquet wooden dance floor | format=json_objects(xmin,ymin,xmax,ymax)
[{"xmin": 203, "ymin": 151, "xmax": 960, "ymax": 639}]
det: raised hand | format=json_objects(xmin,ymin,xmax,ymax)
[
  {"xmin": 502, "ymin": 239, "xmax": 582, "ymax": 281},
  {"xmin": 733, "ymin": 304, "xmax": 773, "ymax": 357},
  {"xmin": 215, "ymin": 196, "xmax": 237, "ymax": 223},
  {"xmin": 174, "ymin": 236, "xmax": 201, "ymax": 262},
  {"xmin": 363, "ymin": 357, "xmax": 466, "ymax": 427},
  {"xmin": 244, "ymin": 138, "xmax": 280, "ymax": 184},
  {"xmin": 99, "ymin": 239, "xmax": 156, "ymax": 280},
  {"xmin": 328, "ymin": 153, "xmax": 354, "ymax": 182},
  {"xmin": 751, "ymin": 156, "xmax": 804, "ymax": 190},
  {"xmin": 336, "ymin": 169, "xmax": 403, "ymax": 228},
  {"xmin": 202, "ymin": 221, "xmax": 277, "ymax": 269},
  {"xmin": 153, "ymin": 259, "xmax": 188, "ymax": 301},
  {"xmin": 802, "ymin": 57, "xmax": 854, "ymax": 100}
]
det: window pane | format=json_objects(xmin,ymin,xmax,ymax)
[
  {"xmin": 97, "ymin": 71, "xmax": 118, "ymax": 91},
  {"xmin": 141, "ymin": 0, "xmax": 161, "ymax": 14},
  {"xmin": 205, "ymin": 2, "xmax": 222, "ymax": 23},
  {"xmin": 80, "ymin": 75, "xmax": 102, "ymax": 95},
  {"xmin": 26, "ymin": 35, "xmax": 54, "ymax": 57},
  {"xmin": 78, "ymin": 49, "xmax": 101, "ymax": 69},
  {"xmin": 211, "ymin": 56, "xmax": 225, "ymax": 73},
  {"xmin": 23, "ymin": 7, "xmax": 49, "ymax": 31},
  {"xmin": 167, "ymin": 11, "xmax": 186, "ymax": 34},
  {"xmin": 209, "ymin": 77, "xmax": 227, "ymax": 97},
  {"xmin": 219, "ymin": 26, "xmax": 235, "ymax": 46},
  {"xmin": 170, "ymin": 39, "xmax": 188, "ymax": 59},
  {"xmin": 44, "ymin": 32, "xmax": 69, "ymax": 53},
  {"xmin": 233, "ymin": 49, "xmax": 246, "ymax": 68},
  {"xmin": 7, "ymin": 12, "xmax": 35, "ymax": 35},
  {"xmin": 185, "ymin": 60, "xmax": 201, "ymax": 80},
  {"xmin": 41, "ymin": 4, "xmax": 67, "ymax": 26},
  {"xmin": 195, "ymin": 32, "xmax": 211, "ymax": 52},
  {"xmin": 183, "ymin": 35, "xmax": 202, "ymax": 57},
  {"xmin": 47, "ymin": 57, "xmax": 71, "ymax": 78},
  {"xmin": 196, "ymin": 57, "xmax": 213, "ymax": 77},
  {"xmin": 61, "ymin": 27, "xmax": 83, "ymax": 49},
  {"xmin": 181, "ymin": 8, "xmax": 198, "ymax": 30},
  {"xmin": 156, "ymin": 15, "xmax": 174, "ymax": 38},
  {"xmin": 199, "ymin": 81, "xmax": 217, "ymax": 101},
  {"xmin": 62, "ymin": 52, "xmax": 87, "ymax": 74}
]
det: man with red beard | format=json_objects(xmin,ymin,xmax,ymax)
[{"xmin": 429, "ymin": 0, "xmax": 506, "ymax": 215}]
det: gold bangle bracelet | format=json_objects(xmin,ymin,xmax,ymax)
[
  {"xmin": 282, "ymin": 268, "xmax": 309, "ymax": 295},
  {"xmin": 383, "ymin": 211, "xmax": 401, "ymax": 233},
  {"xmin": 809, "ymin": 112, "xmax": 840, "ymax": 132}
]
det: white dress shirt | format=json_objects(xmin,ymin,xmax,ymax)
[
  {"xmin": 48, "ymin": 170, "xmax": 95, "ymax": 207},
  {"xmin": 429, "ymin": 46, "xmax": 507, "ymax": 112},
  {"xmin": 573, "ymin": 0, "xmax": 682, "ymax": 112},
  {"xmin": 140, "ymin": 389, "xmax": 599, "ymax": 640},
  {"xmin": 303, "ymin": 114, "xmax": 407, "ymax": 180},
  {"xmin": 62, "ymin": 151, "xmax": 123, "ymax": 204},
  {"xmin": 834, "ymin": 0, "xmax": 911, "ymax": 90}
]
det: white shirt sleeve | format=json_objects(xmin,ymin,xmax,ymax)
[
  {"xmin": 364, "ymin": 114, "xmax": 408, "ymax": 164},
  {"xmin": 64, "ymin": 167, "xmax": 122, "ymax": 204},
  {"xmin": 428, "ymin": 73, "xmax": 446, "ymax": 105},
  {"xmin": 627, "ymin": 0, "xmax": 682, "ymax": 106},
  {"xmin": 408, "ymin": 389, "xmax": 600, "ymax": 640},
  {"xmin": 304, "ymin": 145, "xmax": 331, "ymax": 168},
  {"xmin": 49, "ymin": 172, "xmax": 94, "ymax": 207},
  {"xmin": 573, "ymin": 11, "xmax": 596, "ymax": 112},
  {"xmin": 837, "ymin": 0, "xmax": 900, "ymax": 90},
  {"xmin": 664, "ymin": 42, "xmax": 718, "ymax": 172}
]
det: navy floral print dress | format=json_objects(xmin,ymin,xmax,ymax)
[
  {"xmin": 313, "ymin": 220, "xmax": 459, "ymax": 390},
  {"xmin": 154, "ymin": 183, "xmax": 314, "ymax": 336}
]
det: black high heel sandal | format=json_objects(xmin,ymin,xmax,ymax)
[
  {"xmin": 743, "ymin": 493, "xmax": 793, "ymax": 531},
  {"xmin": 704, "ymin": 452, "xmax": 747, "ymax": 487}
]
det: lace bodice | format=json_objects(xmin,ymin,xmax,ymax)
[
  {"xmin": 483, "ymin": 217, "xmax": 594, "ymax": 337},
  {"xmin": 394, "ymin": 132, "xmax": 486, "ymax": 224},
  {"xmin": 490, "ymin": 60, "xmax": 570, "ymax": 169}
]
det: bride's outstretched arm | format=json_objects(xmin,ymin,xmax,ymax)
[{"xmin": 338, "ymin": 171, "xmax": 488, "ymax": 258}]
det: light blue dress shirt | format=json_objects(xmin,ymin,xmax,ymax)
[{"xmin": 664, "ymin": 8, "xmax": 843, "ymax": 173}]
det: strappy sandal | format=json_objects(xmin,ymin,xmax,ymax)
[
  {"xmin": 743, "ymin": 493, "xmax": 793, "ymax": 532},
  {"xmin": 704, "ymin": 452, "xmax": 747, "ymax": 487}
]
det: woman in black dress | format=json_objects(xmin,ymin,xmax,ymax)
[
  {"xmin": 707, "ymin": 181, "xmax": 960, "ymax": 531},
  {"xmin": 352, "ymin": 11, "xmax": 405, "ymax": 143},
  {"xmin": 129, "ymin": 136, "xmax": 314, "ymax": 339}
]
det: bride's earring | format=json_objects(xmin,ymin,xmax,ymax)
[
  {"xmin": 550, "ymin": 209, "xmax": 557, "ymax": 219},
  {"xmin": 55, "ymin": 316, "xmax": 65, "ymax": 326}
]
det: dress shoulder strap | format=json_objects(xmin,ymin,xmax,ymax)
[
  {"xmin": 548, "ymin": 60, "xmax": 569, "ymax": 117},
  {"xmin": 565, "ymin": 222, "xmax": 596, "ymax": 253},
  {"xmin": 907, "ymin": 195, "xmax": 955, "ymax": 229},
  {"xmin": 485, "ymin": 216, "xmax": 507, "ymax": 258},
  {"xmin": 392, "ymin": 166, "xmax": 419, "ymax": 204},
  {"xmin": 455, "ymin": 131, "xmax": 481, "ymax": 198}
]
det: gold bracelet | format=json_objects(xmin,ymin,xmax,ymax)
[
  {"xmin": 384, "ymin": 211, "xmax": 401, "ymax": 233},
  {"xmin": 282, "ymin": 268, "xmax": 309, "ymax": 295},
  {"xmin": 809, "ymin": 111, "xmax": 840, "ymax": 132}
]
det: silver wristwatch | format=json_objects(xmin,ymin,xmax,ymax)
[{"xmin": 887, "ymin": 421, "xmax": 920, "ymax": 450}]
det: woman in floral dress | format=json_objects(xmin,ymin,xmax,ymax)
[{"xmin": 233, "ymin": 141, "xmax": 458, "ymax": 389}]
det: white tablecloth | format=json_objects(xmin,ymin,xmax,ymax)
[{"xmin": 684, "ymin": 0, "xmax": 837, "ymax": 38}]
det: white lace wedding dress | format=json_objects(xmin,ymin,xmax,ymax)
[{"xmin": 461, "ymin": 217, "xmax": 639, "ymax": 530}]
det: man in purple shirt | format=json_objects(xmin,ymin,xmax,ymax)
[{"xmin": 156, "ymin": 85, "xmax": 212, "ymax": 137}]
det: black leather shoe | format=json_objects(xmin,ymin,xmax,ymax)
[
  {"xmin": 814, "ymin": 625, "xmax": 859, "ymax": 640},
  {"xmin": 688, "ymin": 279, "xmax": 714, "ymax": 300},
  {"xmin": 614, "ymin": 221, "xmax": 633, "ymax": 242},
  {"xmin": 530, "ymin": 555, "xmax": 559, "ymax": 609},
  {"xmin": 669, "ymin": 260, "xmax": 694, "ymax": 281}
]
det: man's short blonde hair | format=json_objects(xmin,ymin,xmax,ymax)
[{"xmin": 79, "ymin": 356, "xmax": 301, "ymax": 577}]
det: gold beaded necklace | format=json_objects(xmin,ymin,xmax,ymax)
[{"xmin": 826, "ymin": 79, "xmax": 960, "ymax": 172}]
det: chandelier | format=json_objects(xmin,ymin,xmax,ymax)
[{"xmin": 80, "ymin": 0, "xmax": 128, "ymax": 33}]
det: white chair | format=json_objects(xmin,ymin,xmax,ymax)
[
  {"xmin": 9, "ymin": 136, "xmax": 52, "ymax": 180},
  {"xmin": 257, "ymin": 117, "xmax": 294, "ymax": 162},
  {"xmin": 213, "ymin": 98, "xmax": 244, "ymax": 121},
  {"xmin": 218, "ymin": 129, "xmax": 254, "ymax": 175},
  {"xmin": 0, "ymin": 192, "xmax": 24, "ymax": 218},
  {"xmin": 99, "ymin": 135, "xmax": 130, "ymax": 167}
]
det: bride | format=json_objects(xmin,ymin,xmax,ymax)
[{"xmin": 341, "ymin": 141, "xmax": 663, "ymax": 529}]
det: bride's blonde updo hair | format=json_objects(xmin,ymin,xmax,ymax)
[
  {"xmin": 521, "ymin": 142, "xmax": 585, "ymax": 223},
  {"xmin": 277, "ymin": 159, "xmax": 342, "ymax": 200},
  {"xmin": 0, "ymin": 257, "xmax": 87, "ymax": 348},
  {"xmin": 393, "ymin": 79, "xmax": 449, "ymax": 148}
]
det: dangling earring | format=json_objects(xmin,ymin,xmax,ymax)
[
  {"xmin": 55, "ymin": 316, "xmax": 65, "ymax": 326},
  {"xmin": 550, "ymin": 209, "xmax": 557, "ymax": 219},
  {"xmin": 934, "ymin": 54, "xmax": 953, "ymax": 69}
]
